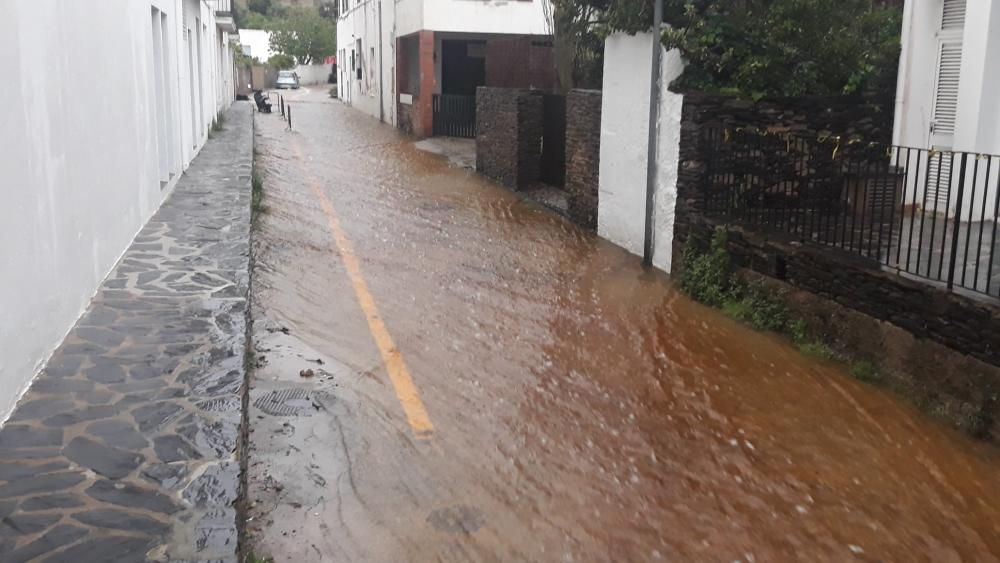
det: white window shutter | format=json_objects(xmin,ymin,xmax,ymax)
[
  {"xmin": 932, "ymin": 41, "xmax": 962, "ymax": 135},
  {"xmin": 942, "ymin": 0, "xmax": 967, "ymax": 30}
]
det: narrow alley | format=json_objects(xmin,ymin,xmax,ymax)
[{"xmin": 246, "ymin": 90, "xmax": 1000, "ymax": 562}]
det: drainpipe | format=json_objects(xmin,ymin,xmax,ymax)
[
  {"xmin": 642, "ymin": 0, "xmax": 663, "ymax": 266},
  {"xmin": 378, "ymin": 0, "xmax": 385, "ymax": 123}
]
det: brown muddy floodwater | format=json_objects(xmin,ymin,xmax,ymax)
[{"xmin": 246, "ymin": 89, "xmax": 1000, "ymax": 562}]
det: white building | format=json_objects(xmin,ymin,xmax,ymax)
[
  {"xmin": 336, "ymin": 0, "xmax": 556, "ymax": 136},
  {"xmin": 894, "ymin": 0, "xmax": 999, "ymax": 218},
  {"xmin": 0, "ymin": 0, "xmax": 237, "ymax": 421},
  {"xmin": 239, "ymin": 28, "xmax": 279, "ymax": 61}
]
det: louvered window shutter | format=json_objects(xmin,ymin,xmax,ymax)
[
  {"xmin": 941, "ymin": 0, "xmax": 967, "ymax": 30},
  {"xmin": 932, "ymin": 42, "xmax": 962, "ymax": 135}
]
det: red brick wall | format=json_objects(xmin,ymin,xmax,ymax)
[{"xmin": 415, "ymin": 30, "xmax": 436, "ymax": 137}]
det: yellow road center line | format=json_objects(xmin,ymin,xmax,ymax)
[{"xmin": 291, "ymin": 142, "xmax": 434, "ymax": 438}]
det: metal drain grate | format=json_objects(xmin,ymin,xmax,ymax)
[
  {"xmin": 197, "ymin": 397, "xmax": 242, "ymax": 413},
  {"xmin": 253, "ymin": 388, "xmax": 329, "ymax": 417}
]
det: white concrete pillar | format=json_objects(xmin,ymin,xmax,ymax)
[{"xmin": 597, "ymin": 32, "xmax": 684, "ymax": 273}]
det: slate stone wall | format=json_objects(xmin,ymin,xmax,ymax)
[
  {"xmin": 687, "ymin": 217, "xmax": 1000, "ymax": 367},
  {"xmin": 677, "ymin": 93, "xmax": 894, "ymax": 144},
  {"xmin": 476, "ymin": 87, "xmax": 543, "ymax": 190},
  {"xmin": 564, "ymin": 89, "xmax": 602, "ymax": 230}
]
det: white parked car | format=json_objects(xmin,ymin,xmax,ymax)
[{"xmin": 276, "ymin": 70, "xmax": 300, "ymax": 90}]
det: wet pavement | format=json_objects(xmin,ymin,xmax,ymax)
[
  {"xmin": 0, "ymin": 103, "xmax": 252, "ymax": 562},
  {"xmin": 247, "ymin": 89, "xmax": 1000, "ymax": 562}
]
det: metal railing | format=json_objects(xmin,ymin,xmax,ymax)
[
  {"xmin": 700, "ymin": 127, "xmax": 1000, "ymax": 299},
  {"xmin": 432, "ymin": 94, "xmax": 476, "ymax": 138}
]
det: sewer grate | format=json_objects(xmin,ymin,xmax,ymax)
[
  {"xmin": 253, "ymin": 388, "xmax": 329, "ymax": 417},
  {"xmin": 197, "ymin": 397, "xmax": 242, "ymax": 413}
]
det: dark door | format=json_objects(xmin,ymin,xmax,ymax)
[{"xmin": 441, "ymin": 40, "xmax": 486, "ymax": 95}]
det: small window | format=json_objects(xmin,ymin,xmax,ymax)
[{"xmin": 356, "ymin": 39, "xmax": 363, "ymax": 80}]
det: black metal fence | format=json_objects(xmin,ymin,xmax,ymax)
[
  {"xmin": 432, "ymin": 94, "xmax": 476, "ymax": 138},
  {"xmin": 701, "ymin": 128, "xmax": 1000, "ymax": 299}
]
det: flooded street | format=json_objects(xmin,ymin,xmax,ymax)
[{"xmin": 246, "ymin": 89, "xmax": 1000, "ymax": 562}]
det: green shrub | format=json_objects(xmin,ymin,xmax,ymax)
[
  {"xmin": 680, "ymin": 228, "xmax": 733, "ymax": 308},
  {"xmin": 251, "ymin": 171, "xmax": 264, "ymax": 215},
  {"xmin": 680, "ymin": 228, "xmax": 858, "ymax": 370},
  {"xmin": 682, "ymin": 229, "xmax": 788, "ymax": 332},
  {"xmin": 728, "ymin": 282, "xmax": 788, "ymax": 332},
  {"xmin": 850, "ymin": 360, "xmax": 882, "ymax": 383},
  {"xmin": 267, "ymin": 53, "xmax": 296, "ymax": 70},
  {"xmin": 967, "ymin": 390, "xmax": 997, "ymax": 439},
  {"xmin": 787, "ymin": 319, "xmax": 809, "ymax": 345},
  {"xmin": 798, "ymin": 341, "xmax": 837, "ymax": 361},
  {"xmin": 721, "ymin": 298, "xmax": 751, "ymax": 322}
]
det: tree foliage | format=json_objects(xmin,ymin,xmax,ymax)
[
  {"xmin": 247, "ymin": 0, "xmax": 284, "ymax": 17},
  {"xmin": 242, "ymin": 11, "xmax": 275, "ymax": 29},
  {"xmin": 235, "ymin": 0, "xmax": 280, "ymax": 29},
  {"xmin": 547, "ymin": 0, "xmax": 608, "ymax": 91},
  {"xmin": 268, "ymin": 8, "xmax": 337, "ymax": 65},
  {"xmin": 318, "ymin": 1, "xmax": 339, "ymax": 20},
  {"xmin": 267, "ymin": 53, "xmax": 296, "ymax": 69},
  {"xmin": 550, "ymin": 0, "xmax": 902, "ymax": 98}
]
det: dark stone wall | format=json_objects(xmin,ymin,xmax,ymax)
[
  {"xmin": 475, "ymin": 87, "xmax": 543, "ymax": 190},
  {"xmin": 677, "ymin": 93, "xmax": 894, "ymax": 143},
  {"xmin": 686, "ymin": 218, "xmax": 1000, "ymax": 368},
  {"xmin": 397, "ymin": 102, "xmax": 414, "ymax": 135},
  {"xmin": 564, "ymin": 89, "xmax": 602, "ymax": 230}
]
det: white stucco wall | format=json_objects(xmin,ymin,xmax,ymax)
[
  {"xmin": 893, "ymin": 0, "xmax": 1000, "ymax": 217},
  {"xmin": 895, "ymin": 0, "xmax": 1000, "ymax": 155},
  {"xmin": 955, "ymin": 0, "xmax": 1000, "ymax": 154},
  {"xmin": 652, "ymin": 50, "xmax": 684, "ymax": 273},
  {"xmin": 0, "ymin": 0, "xmax": 232, "ymax": 422},
  {"xmin": 337, "ymin": 0, "xmax": 396, "ymax": 125},
  {"xmin": 597, "ymin": 32, "xmax": 682, "ymax": 272},
  {"xmin": 894, "ymin": 0, "xmax": 940, "ymax": 149},
  {"xmin": 598, "ymin": 34, "xmax": 653, "ymax": 256},
  {"xmin": 239, "ymin": 28, "xmax": 276, "ymax": 61},
  {"xmin": 417, "ymin": 0, "xmax": 550, "ymax": 36},
  {"xmin": 394, "ymin": 0, "xmax": 424, "ymax": 38},
  {"xmin": 294, "ymin": 63, "xmax": 333, "ymax": 85}
]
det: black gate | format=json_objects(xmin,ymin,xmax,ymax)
[
  {"xmin": 433, "ymin": 94, "xmax": 476, "ymax": 138},
  {"xmin": 540, "ymin": 94, "xmax": 567, "ymax": 187}
]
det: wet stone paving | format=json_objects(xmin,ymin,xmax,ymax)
[{"xmin": 0, "ymin": 103, "xmax": 253, "ymax": 562}]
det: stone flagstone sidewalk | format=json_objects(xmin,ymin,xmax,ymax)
[{"xmin": 0, "ymin": 103, "xmax": 253, "ymax": 562}]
